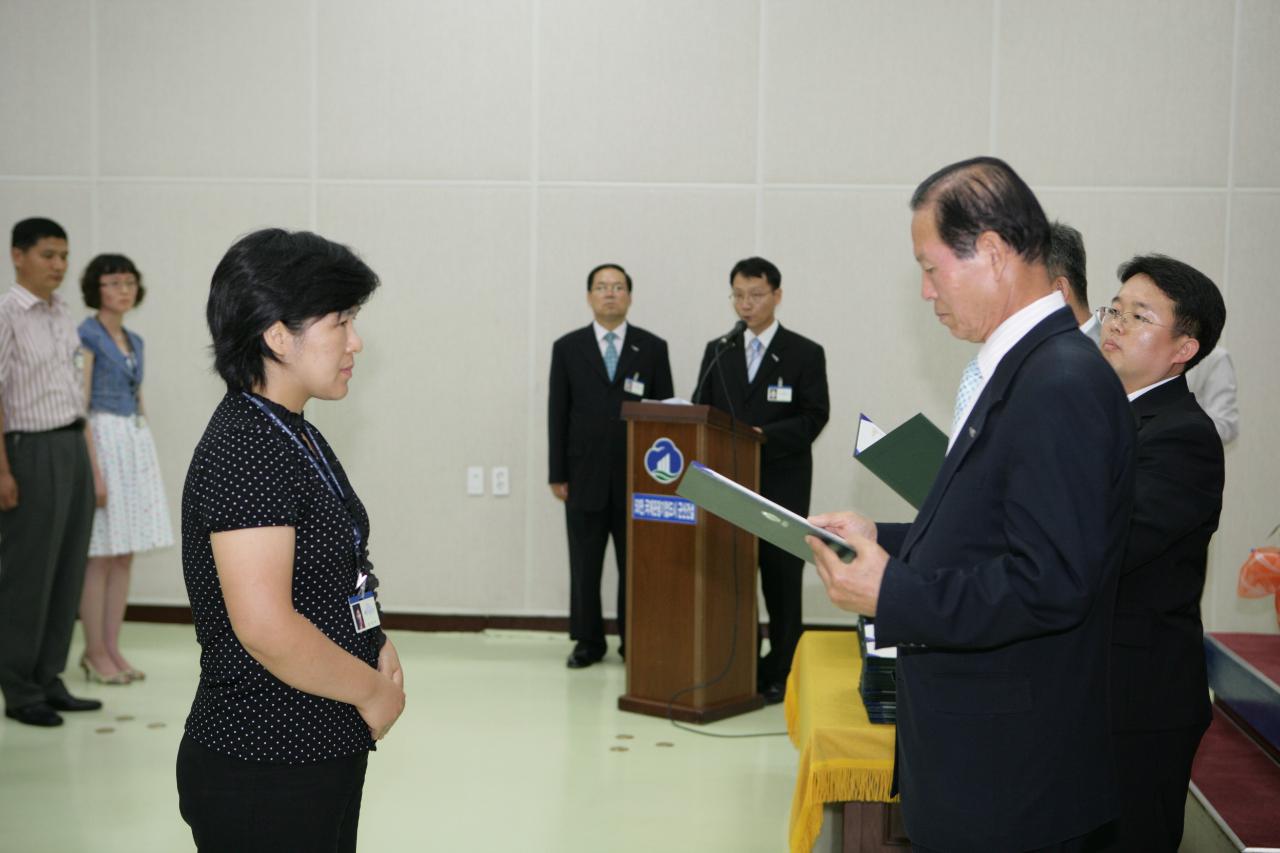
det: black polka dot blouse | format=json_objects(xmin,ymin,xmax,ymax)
[{"xmin": 181, "ymin": 391, "xmax": 382, "ymax": 763}]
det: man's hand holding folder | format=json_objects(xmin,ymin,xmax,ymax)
[{"xmin": 806, "ymin": 511, "xmax": 887, "ymax": 617}]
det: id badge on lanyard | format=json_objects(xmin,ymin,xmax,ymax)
[{"xmin": 243, "ymin": 393, "xmax": 377, "ymax": 632}]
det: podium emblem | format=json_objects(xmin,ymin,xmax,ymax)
[{"xmin": 643, "ymin": 437, "xmax": 684, "ymax": 484}]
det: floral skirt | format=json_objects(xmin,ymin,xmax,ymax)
[{"xmin": 88, "ymin": 411, "xmax": 174, "ymax": 557}]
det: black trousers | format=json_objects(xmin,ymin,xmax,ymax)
[
  {"xmin": 177, "ymin": 733, "xmax": 368, "ymax": 853},
  {"xmin": 758, "ymin": 539, "xmax": 804, "ymax": 687},
  {"xmin": 1091, "ymin": 724, "xmax": 1206, "ymax": 853},
  {"xmin": 564, "ymin": 490, "xmax": 626, "ymax": 653},
  {"xmin": 0, "ymin": 429, "xmax": 94, "ymax": 710}
]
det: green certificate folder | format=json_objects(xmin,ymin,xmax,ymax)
[{"xmin": 853, "ymin": 413, "xmax": 947, "ymax": 510}]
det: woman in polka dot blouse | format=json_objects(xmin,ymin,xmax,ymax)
[{"xmin": 176, "ymin": 229, "xmax": 404, "ymax": 853}]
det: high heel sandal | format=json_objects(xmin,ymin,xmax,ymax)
[
  {"xmin": 124, "ymin": 668, "xmax": 145, "ymax": 681},
  {"xmin": 80, "ymin": 655, "xmax": 132, "ymax": 685}
]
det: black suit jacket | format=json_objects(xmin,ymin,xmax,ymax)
[
  {"xmin": 692, "ymin": 325, "xmax": 829, "ymax": 514},
  {"xmin": 1111, "ymin": 374, "xmax": 1222, "ymax": 733},
  {"xmin": 875, "ymin": 308, "xmax": 1136, "ymax": 852},
  {"xmin": 548, "ymin": 324, "xmax": 674, "ymax": 512}
]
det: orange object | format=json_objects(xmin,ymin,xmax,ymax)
[{"xmin": 1238, "ymin": 546, "xmax": 1280, "ymax": 626}]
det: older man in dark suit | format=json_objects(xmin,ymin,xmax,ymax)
[
  {"xmin": 1095, "ymin": 254, "xmax": 1226, "ymax": 852},
  {"xmin": 809, "ymin": 158, "xmax": 1135, "ymax": 852},
  {"xmin": 548, "ymin": 263, "xmax": 673, "ymax": 669},
  {"xmin": 693, "ymin": 256, "xmax": 829, "ymax": 704}
]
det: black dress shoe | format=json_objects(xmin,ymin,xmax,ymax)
[
  {"xmin": 5, "ymin": 702, "xmax": 64, "ymax": 727},
  {"xmin": 566, "ymin": 645, "xmax": 605, "ymax": 669},
  {"xmin": 761, "ymin": 682, "xmax": 786, "ymax": 705},
  {"xmin": 46, "ymin": 693, "xmax": 103, "ymax": 712}
]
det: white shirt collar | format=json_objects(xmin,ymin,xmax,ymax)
[
  {"xmin": 975, "ymin": 291, "xmax": 1066, "ymax": 382},
  {"xmin": 1127, "ymin": 375, "xmax": 1179, "ymax": 402},
  {"xmin": 593, "ymin": 320, "xmax": 627, "ymax": 345},
  {"xmin": 744, "ymin": 320, "xmax": 779, "ymax": 353},
  {"xmin": 1079, "ymin": 314, "xmax": 1098, "ymax": 336}
]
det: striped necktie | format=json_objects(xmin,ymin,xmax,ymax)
[{"xmin": 603, "ymin": 331, "xmax": 619, "ymax": 381}]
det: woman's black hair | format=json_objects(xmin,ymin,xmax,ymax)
[
  {"xmin": 81, "ymin": 253, "xmax": 146, "ymax": 309},
  {"xmin": 207, "ymin": 228, "xmax": 380, "ymax": 392}
]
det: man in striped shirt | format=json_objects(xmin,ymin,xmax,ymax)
[{"xmin": 0, "ymin": 217, "xmax": 102, "ymax": 727}]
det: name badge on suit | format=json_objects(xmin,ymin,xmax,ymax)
[{"xmin": 766, "ymin": 377, "xmax": 792, "ymax": 403}]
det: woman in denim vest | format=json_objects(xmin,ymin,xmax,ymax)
[{"xmin": 76, "ymin": 254, "xmax": 173, "ymax": 684}]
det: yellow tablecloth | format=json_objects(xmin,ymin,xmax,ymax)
[{"xmin": 784, "ymin": 630, "xmax": 897, "ymax": 853}]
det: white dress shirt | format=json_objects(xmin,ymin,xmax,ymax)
[
  {"xmin": 948, "ymin": 291, "xmax": 1067, "ymax": 452},
  {"xmin": 743, "ymin": 320, "xmax": 779, "ymax": 372},
  {"xmin": 592, "ymin": 320, "xmax": 628, "ymax": 360},
  {"xmin": 1185, "ymin": 346, "xmax": 1239, "ymax": 445}
]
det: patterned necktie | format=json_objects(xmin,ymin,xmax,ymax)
[
  {"xmin": 951, "ymin": 356, "xmax": 982, "ymax": 436},
  {"xmin": 746, "ymin": 337, "xmax": 764, "ymax": 383},
  {"xmin": 603, "ymin": 331, "xmax": 619, "ymax": 381}
]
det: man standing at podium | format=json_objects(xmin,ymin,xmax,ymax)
[
  {"xmin": 548, "ymin": 263, "xmax": 673, "ymax": 669},
  {"xmin": 808, "ymin": 158, "xmax": 1135, "ymax": 851},
  {"xmin": 693, "ymin": 257, "xmax": 829, "ymax": 704}
]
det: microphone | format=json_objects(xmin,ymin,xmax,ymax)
[
  {"xmin": 719, "ymin": 320, "xmax": 748, "ymax": 345},
  {"xmin": 693, "ymin": 321, "xmax": 748, "ymax": 404}
]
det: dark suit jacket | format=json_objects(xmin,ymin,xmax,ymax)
[
  {"xmin": 692, "ymin": 325, "xmax": 829, "ymax": 514},
  {"xmin": 548, "ymin": 324, "xmax": 674, "ymax": 512},
  {"xmin": 875, "ymin": 307, "xmax": 1136, "ymax": 852},
  {"xmin": 1111, "ymin": 374, "xmax": 1222, "ymax": 734}
]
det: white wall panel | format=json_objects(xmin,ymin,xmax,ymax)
[
  {"xmin": 538, "ymin": 0, "xmax": 759, "ymax": 183},
  {"xmin": 0, "ymin": 0, "xmax": 93, "ymax": 176},
  {"xmin": 763, "ymin": 0, "xmax": 993, "ymax": 184},
  {"xmin": 97, "ymin": 0, "xmax": 311, "ymax": 177},
  {"xmin": 317, "ymin": 0, "xmax": 533, "ymax": 180},
  {"xmin": 999, "ymin": 0, "xmax": 1233, "ymax": 186},
  {"xmin": 317, "ymin": 184, "xmax": 532, "ymax": 613}
]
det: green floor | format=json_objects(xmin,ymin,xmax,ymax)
[{"xmin": 0, "ymin": 623, "xmax": 798, "ymax": 852}]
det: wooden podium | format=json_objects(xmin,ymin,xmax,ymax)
[{"xmin": 618, "ymin": 402, "xmax": 765, "ymax": 723}]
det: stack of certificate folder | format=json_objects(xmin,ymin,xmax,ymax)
[{"xmin": 857, "ymin": 618, "xmax": 897, "ymax": 724}]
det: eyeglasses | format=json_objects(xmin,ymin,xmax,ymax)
[
  {"xmin": 591, "ymin": 283, "xmax": 628, "ymax": 294},
  {"xmin": 1095, "ymin": 306, "xmax": 1175, "ymax": 330},
  {"xmin": 730, "ymin": 290, "xmax": 773, "ymax": 306}
]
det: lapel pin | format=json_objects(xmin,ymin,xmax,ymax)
[{"xmin": 968, "ymin": 426, "xmax": 977, "ymax": 438}]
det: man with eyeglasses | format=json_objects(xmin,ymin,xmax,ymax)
[
  {"xmin": 1094, "ymin": 254, "xmax": 1226, "ymax": 852},
  {"xmin": 548, "ymin": 263, "xmax": 673, "ymax": 669},
  {"xmin": 1, "ymin": 218, "xmax": 103, "ymax": 727},
  {"xmin": 692, "ymin": 256, "xmax": 829, "ymax": 704}
]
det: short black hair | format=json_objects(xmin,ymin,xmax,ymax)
[
  {"xmin": 81, "ymin": 254, "xmax": 146, "ymax": 309},
  {"xmin": 910, "ymin": 157, "xmax": 1050, "ymax": 265},
  {"xmin": 12, "ymin": 217, "xmax": 67, "ymax": 250},
  {"xmin": 1046, "ymin": 221, "xmax": 1088, "ymax": 309},
  {"xmin": 729, "ymin": 256, "xmax": 781, "ymax": 290},
  {"xmin": 207, "ymin": 229, "xmax": 380, "ymax": 393},
  {"xmin": 586, "ymin": 263, "xmax": 632, "ymax": 292},
  {"xmin": 1116, "ymin": 254, "xmax": 1225, "ymax": 373}
]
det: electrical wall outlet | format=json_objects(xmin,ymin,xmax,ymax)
[
  {"xmin": 491, "ymin": 466, "xmax": 510, "ymax": 496},
  {"xmin": 466, "ymin": 466, "xmax": 485, "ymax": 496}
]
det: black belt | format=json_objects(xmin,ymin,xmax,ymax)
[{"xmin": 9, "ymin": 418, "xmax": 85, "ymax": 436}]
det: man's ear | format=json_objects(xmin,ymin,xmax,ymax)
[
  {"xmin": 976, "ymin": 230, "xmax": 1009, "ymax": 280},
  {"xmin": 262, "ymin": 321, "xmax": 293, "ymax": 360},
  {"xmin": 1173, "ymin": 336, "xmax": 1200, "ymax": 369}
]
